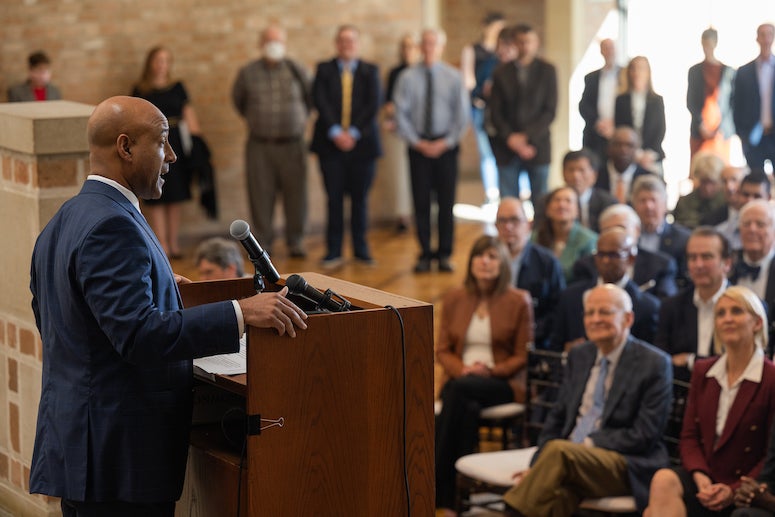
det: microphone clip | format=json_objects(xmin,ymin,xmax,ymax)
[{"xmin": 314, "ymin": 288, "xmax": 352, "ymax": 312}]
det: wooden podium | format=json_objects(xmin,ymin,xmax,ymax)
[{"xmin": 179, "ymin": 273, "xmax": 434, "ymax": 516}]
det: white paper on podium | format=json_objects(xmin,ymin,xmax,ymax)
[{"xmin": 193, "ymin": 336, "xmax": 246, "ymax": 377}]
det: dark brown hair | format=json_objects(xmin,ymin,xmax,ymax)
[{"xmin": 463, "ymin": 235, "xmax": 512, "ymax": 295}]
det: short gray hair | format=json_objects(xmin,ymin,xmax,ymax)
[
  {"xmin": 194, "ymin": 237, "xmax": 245, "ymax": 277},
  {"xmin": 631, "ymin": 174, "xmax": 667, "ymax": 201}
]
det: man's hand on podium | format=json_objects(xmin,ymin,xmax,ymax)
[{"xmin": 238, "ymin": 286, "xmax": 308, "ymax": 338}]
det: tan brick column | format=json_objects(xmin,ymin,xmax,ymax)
[{"xmin": 0, "ymin": 100, "xmax": 94, "ymax": 516}]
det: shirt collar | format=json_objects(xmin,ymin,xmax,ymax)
[
  {"xmin": 744, "ymin": 246, "xmax": 775, "ymax": 267},
  {"xmin": 337, "ymin": 59, "xmax": 358, "ymax": 73},
  {"xmin": 87, "ymin": 175, "xmax": 141, "ymax": 213},
  {"xmin": 706, "ymin": 347, "xmax": 765, "ymax": 386},
  {"xmin": 596, "ymin": 336, "xmax": 627, "ymax": 369},
  {"xmin": 693, "ymin": 279, "xmax": 728, "ymax": 307}
]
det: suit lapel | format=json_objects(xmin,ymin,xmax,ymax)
[
  {"xmin": 568, "ymin": 346, "xmax": 597, "ymax": 433},
  {"xmin": 715, "ymin": 380, "xmax": 759, "ymax": 451},
  {"xmin": 699, "ymin": 375, "xmax": 722, "ymax": 456},
  {"xmin": 601, "ymin": 339, "xmax": 633, "ymax": 423}
]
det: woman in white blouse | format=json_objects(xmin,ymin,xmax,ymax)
[
  {"xmin": 435, "ymin": 235, "xmax": 534, "ymax": 515},
  {"xmin": 615, "ymin": 56, "xmax": 666, "ymax": 175},
  {"xmin": 644, "ymin": 286, "xmax": 775, "ymax": 517}
]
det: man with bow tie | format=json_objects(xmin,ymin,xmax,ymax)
[{"xmin": 731, "ymin": 199, "xmax": 775, "ymax": 355}]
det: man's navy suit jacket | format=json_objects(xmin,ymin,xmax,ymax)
[
  {"xmin": 534, "ymin": 337, "xmax": 672, "ymax": 510},
  {"xmin": 29, "ymin": 180, "xmax": 240, "ymax": 502},
  {"xmin": 310, "ymin": 58, "xmax": 382, "ymax": 160}
]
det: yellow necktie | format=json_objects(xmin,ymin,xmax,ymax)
[{"xmin": 341, "ymin": 68, "xmax": 353, "ymax": 130}]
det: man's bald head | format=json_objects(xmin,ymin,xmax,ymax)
[{"xmin": 87, "ymin": 96, "xmax": 165, "ymax": 149}]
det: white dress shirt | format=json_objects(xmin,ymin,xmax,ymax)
[
  {"xmin": 706, "ymin": 348, "xmax": 764, "ymax": 440},
  {"xmin": 737, "ymin": 247, "xmax": 775, "ymax": 300}
]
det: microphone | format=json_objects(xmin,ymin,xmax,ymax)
[
  {"xmin": 229, "ymin": 219, "xmax": 280, "ymax": 283},
  {"xmin": 285, "ymin": 274, "xmax": 351, "ymax": 312}
]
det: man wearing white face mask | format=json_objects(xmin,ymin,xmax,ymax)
[{"xmin": 232, "ymin": 24, "xmax": 313, "ymax": 258}]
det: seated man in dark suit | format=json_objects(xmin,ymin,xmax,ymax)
[
  {"xmin": 496, "ymin": 197, "xmax": 565, "ymax": 349},
  {"xmin": 551, "ymin": 227, "xmax": 659, "ymax": 351},
  {"xmin": 533, "ymin": 148, "xmax": 617, "ymax": 233},
  {"xmin": 631, "ymin": 174, "xmax": 692, "ymax": 288},
  {"xmin": 503, "ymin": 284, "xmax": 673, "ymax": 516},
  {"xmin": 701, "ymin": 165, "xmax": 749, "ymax": 251},
  {"xmin": 596, "ymin": 126, "xmax": 653, "ymax": 203},
  {"xmin": 730, "ymin": 199, "xmax": 775, "ymax": 356},
  {"xmin": 654, "ymin": 227, "xmax": 732, "ymax": 381},
  {"xmin": 574, "ymin": 203, "xmax": 678, "ymax": 299}
]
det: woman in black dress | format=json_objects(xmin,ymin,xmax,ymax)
[{"xmin": 132, "ymin": 46, "xmax": 201, "ymax": 258}]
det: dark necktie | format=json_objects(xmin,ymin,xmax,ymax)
[
  {"xmin": 571, "ymin": 357, "xmax": 609, "ymax": 443},
  {"xmin": 739, "ymin": 261, "xmax": 762, "ymax": 282},
  {"xmin": 423, "ymin": 67, "xmax": 433, "ymax": 136}
]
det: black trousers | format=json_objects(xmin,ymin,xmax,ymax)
[
  {"xmin": 61, "ymin": 499, "xmax": 175, "ymax": 517},
  {"xmin": 408, "ymin": 146, "xmax": 459, "ymax": 260}
]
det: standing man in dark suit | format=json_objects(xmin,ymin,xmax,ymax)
[
  {"xmin": 579, "ymin": 39, "xmax": 621, "ymax": 165},
  {"xmin": 311, "ymin": 24, "xmax": 382, "ymax": 268},
  {"xmin": 488, "ymin": 24, "xmax": 557, "ymax": 201},
  {"xmin": 502, "ymin": 284, "xmax": 672, "ymax": 516},
  {"xmin": 596, "ymin": 126, "xmax": 653, "ymax": 203},
  {"xmin": 551, "ymin": 228, "xmax": 660, "ymax": 352},
  {"xmin": 730, "ymin": 199, "xmax": 775, "ymax": 355},
  {"xmin": 655, "ymin": 227, "xmax": 732, "ymax": 381},
  {"xmin": 733, "ymin": 23, "xmax": 775, "ymax": 170},
  {"xmin": 495, "ymin": 197, "xmax": 565, "ymax": 349},
  {"xmin": 394, "ymin": 28, "xmax": 469, "ymax": 273},
  {"xmin": 29, "ymin": 96, "xmax": 308, "ymax": 517},
  {"xmin": 631, "ymin": 174, "xmax": 692, "ymax": 288}
]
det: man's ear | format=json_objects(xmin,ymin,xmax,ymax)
[{"xmin": 117, "ymin": 134, "xmax": 132, "ymax": 160}]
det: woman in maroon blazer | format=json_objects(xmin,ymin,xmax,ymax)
[
  {"xmin": 644, "ymin": 286, "xmax": 775, "ymax": 517},
  {"xmin": 434, "ymin": 234, "xmax": 534, "ymax": 515}
]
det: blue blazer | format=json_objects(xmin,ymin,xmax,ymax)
[
  {"xmin": 515, "ymin": 242, "xmax": 566, "ymax": 349},
  {"xmin": 29, "ymin": 180, "xmax": 240, "ymax": 502},
  {"xmin": 734, "ymin": 58, "xmax": 775, "ymax": 146},
  {"xmin": 310, "ymin": 58, "xmax": 382, "ymax": 160},
  {"xmin": 535, "ymin": 337, "xmax": 673, "ymax": 510}
]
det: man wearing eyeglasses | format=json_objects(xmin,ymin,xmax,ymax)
[
  {"xmin": 550, "ymin": 227, "xmax": 660, "ymax": 352},
  {"xmin": 495, "ymin": 197, "xmax": 565, "ymax": 349}
]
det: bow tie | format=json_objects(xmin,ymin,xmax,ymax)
[{"xmin": 739, "ymin": 261, "xmax": 762, "ymax": 282}]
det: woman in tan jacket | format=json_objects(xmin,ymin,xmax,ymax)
[{"xmin": 435, "ymin": 234, "xmax": 534, "ymax": 515}]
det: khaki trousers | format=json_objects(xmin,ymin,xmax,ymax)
[{"xmin": 503, "ymin": 439, "xmax": 630, "ymax": 517}]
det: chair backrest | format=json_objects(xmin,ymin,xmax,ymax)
[
  {"xmin": 663, "ymin": 378, "xmax": 691, "ymax": 464},
  {"xmin": 523, "ymin": 346, "xmax": 567, "ymax": 446}
]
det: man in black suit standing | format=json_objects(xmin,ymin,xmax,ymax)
[
  {"xmin": 579, "ymin": 39, "xmax": 621, "ymax": 165},
  {"xmin": 631, "ymin": 174, "xmax": 691, "ymax": 288},
  {"xmin": 596, "ymin": 126, "xmax": 653, "ymax": 203},
  {"xmin": 311, "ymin": 25, "xmax": 382, "ymax": 268},
  {"xmin": 733, "ymin": 23, "xmax": 775, "ymax": 169},
  {"xmin": 488, "ymin": 24, "xmax": 557, "ymax": 201},
  {"xmin": 495, "ymin": 197, "xmax": 565, "ymax": 349},
  {"xmin": 503, "ymin": 284, "xmax": 672, "ymax": 516},
  {"xmin": 655, "ymin": 227, "xmax": 732, "ymax": 381},
  {"xmin": 551, "ymin": 227, "xmax": 660, "ymax": 352}
]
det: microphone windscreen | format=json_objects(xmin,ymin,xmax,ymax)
[
  {"xmin": 229, "ymin": 219, "xmax": 250, "ymax": 241},
  {"xmin": 285, "ymin": 274, "xmax": 305, "ymax": 293}
]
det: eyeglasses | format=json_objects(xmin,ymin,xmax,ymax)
[
  {"xmin": 495, "ymin": 217, "xmax": 526, "ymax": 226},
  {"xmin": 594, "ymin": 250, "xmax": 630, "ymax": 260}
]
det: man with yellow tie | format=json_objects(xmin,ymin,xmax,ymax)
[{"xmin": 311, "ymin": 24, "xmax": 382, "ymax": 268}]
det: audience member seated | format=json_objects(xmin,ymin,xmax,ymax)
[
  {"xmin": 533, "ymin": 148, "xmax": 617, "ymax": 233},
  {"xmin": 702, "ymin": 165, "xmax": 749, "ymax": 250},
  {"xmin": 435, "ymin": 235, "xmax": 534, "ymax": 515},
  {"xmin": 496, "ymin": 197, "xmax": 565, "ymax": 349},
  {"xmin": 632, "ymin": 174, "xmax": 692, "ymax": 288},
  {"xmin": 7, "ymin": 50, "xmax": 62, "ymax": 102},
  {"xmin": 645, "ymin": 286, "xmax": 775, "ymax": 517},
  {"xmin": 733, "ymin": 420, "xmax": 775, "ymax": 516},
  {"xmin": 501, "ymin": 284, "xmax": 672, "ymax": 516},
  {"xmin": 655, "ymin": 227, "xmax": 732, "ymax": 381},
  {"xmin": 595, "ymin": 126, "xmax": 653, "ymax": 203},
  {"xmin": 532, "ymin": 186, "xmax": 597, "ymax": 283},
  {"xmin": 550, "ymin": 227, "xmax": 659, "ymax": 352},
  {"xmin": 573, "ymin": 203, "xmax": 678, "ymax": 299},
  {"xmin": 730, "ymin": 199, "xmax": 775, "ymax": 355},
  {"xmin": 194, "ymin": 237, "xmax": 245, "ymax": 280},
  {"xmin": 673, "ymin": 151, "xmax": 727, "ymax": 229},
  {"xmin": 614, "ymin": 56, "xmax": 666, "ymax": 175}
]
